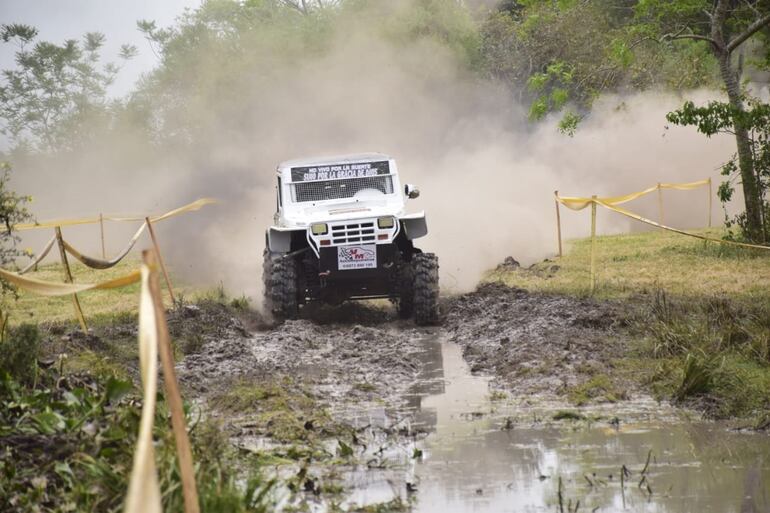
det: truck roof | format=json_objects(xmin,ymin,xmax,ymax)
[{"xmin": 278, "ymin": 152, "xmax": 392, "ymax": 170}]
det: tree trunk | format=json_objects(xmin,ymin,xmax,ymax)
[
  {"xmin": 717, "ymin": 52, "xmax": 764, "ymax": 242},
  {"xmin": 711, "ymin": 0, "xmax": 765, "ymax": 242}
]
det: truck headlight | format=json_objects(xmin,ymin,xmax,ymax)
[
  {"xmin": 311, "ymin": 223, "xmax": 328, "ymax": 235},
  {"xmin": 377, "ymin": 217, "xmax": 395, "ymax": 229}
]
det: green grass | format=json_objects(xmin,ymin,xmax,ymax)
[
  {"xmin": 567, "ymin": 373, "xmax": 627, "ymax": 406},
  {"xmin": 492, "ymin": 229, "xmax": 770, "ymax": 421},
  {"xmin": 8, "ymin": 257, "xmax": 220, "ymax": 326},
  {"xmin": 0, "ymin": 325, "xmax": 274, "ymax": 513},
  {"xmin": 10, "ymin": 257, "xmax": 143, "ymax": 325},
  {"xmin": 488, "ymin": 228, "xmax": 770, "ymax": 300},
  {"xmin": 211, "ymin": 378, "xmax": 343, "ymax": 445}
]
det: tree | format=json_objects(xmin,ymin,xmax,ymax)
[
  {"xmin": 667, "ymin": 98, "xmax": 770, "ymax": 242},
  {"xmin": 637, "ymin": 0, "xmax": 770, "ymax": 242},
  {"xmin": 479, "ymin": 0, "xmax": 718, "ymax": 134},
  {"xmin": 0, "ymin": 161, "xmax": 32, "ymax": 296},
  {"xmin": 0, "ymin": 24, "xmax": 136, "ymax": 152},
  {"xmin": 134, "ymin": 0, "xmax": 481, "ymax": 143},
  {"xmin": 280, "ymin": 0, "xmax": 340, "ymax": 14}
]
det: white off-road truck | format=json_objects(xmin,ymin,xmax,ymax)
[{"xmin": 263, "ymin": 153, "xmax": 439, "ymax": 324}]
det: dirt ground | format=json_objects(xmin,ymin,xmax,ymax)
[
  {"xmin": 176, "ymin": 283, "xmax": 632, "ymax": 413},
  {"xmin": 41, "ymin": 282, "xmax": 636, "ymax": 509},
  {"xmin": 157, "ymin": 282, "xmax": 633, "ymax": 506},
  {"xmin": 443, "ymin": 283, "xmax": 632, "ymax": 395}
]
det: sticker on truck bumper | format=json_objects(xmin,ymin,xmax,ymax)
[{"xmin": 338, "ymin": 245, "xmax": 377, "ymax": 270}]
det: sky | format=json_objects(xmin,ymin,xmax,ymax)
[{"xmin": 0, "ymin": 0, "xmax": 201, "ymax": 96}]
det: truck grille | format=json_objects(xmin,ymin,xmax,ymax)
[
  {"xmin": 293, "ymin": 176, "xmax": 394, "ymax": 203},
  {"xmin": 331, "ymin": 222, "xmax": 376, "ymax": 245}
]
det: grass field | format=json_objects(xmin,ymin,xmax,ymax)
[
  {"xmin": 488, "ymin": 228, "xmax": 770, "ymax": 300},
  {"xmin": 489, "ymin": 228, "xmax": 770, "ymax": 422},
  {"xmin": 8, "ymin": 256, "xmax": 204, "ymax": 326},
  {"xmin": 10, "ymin": 228, "xmax": 770, "ymax": 326}
]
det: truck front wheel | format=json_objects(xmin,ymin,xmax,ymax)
[
  {"xmin": 263, "ymin": 249, "xmax": 299, "ymax": 319},
  {"xmin": 413, "ymin": 252, "xmax": 439, "ymax": 325},
  {"xmin": 396, "ymin": 260, "xmax": 414, "ymax": 319}
]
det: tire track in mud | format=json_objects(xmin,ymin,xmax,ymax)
[
  {"xmin": 173, "ymin": 285, "xmax": 631, "ymax": 508},
  {"xmin": 443, "ymin": 283, "xmax": 631, "ymax": 396},
  {"xmin": 177, "ymin": 284, "xmax": 631, "ymax": 443}
]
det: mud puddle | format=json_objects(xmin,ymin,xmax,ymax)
[
  {"xmin": 383, "ymin": 336, "xmax": 770, "ymax": 513},
  {"xmin": 176, "ymin": 298, "xmax": 769, "ymax": 512}
]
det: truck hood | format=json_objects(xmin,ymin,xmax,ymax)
[{"xmin": 282, "ymin": 199, "xmax": 405, "ymax": 225}]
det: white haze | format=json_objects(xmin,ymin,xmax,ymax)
[{"xmin": 11, "ymin": 10, "xmax": 736, "ymax": 302}]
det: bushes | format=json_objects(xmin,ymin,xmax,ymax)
[
  {"xmin": 640, "ymin": 292, "xmax": 770, "ymax": 419},
  {"xmin": 0, "ymin": 326, "xmax": 274, "ymax": 513},
  {"xmin": 0, "ymin": 324, "xmax": 40, "ymax": 386}
]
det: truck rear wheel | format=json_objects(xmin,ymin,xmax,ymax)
[
  {"xmin": 263, "ymin": 249, "xmax": 299, "ymax": 319},
  {"xmin": 413, "ymin": 252, "xmax": 439, "ymax": 325}
]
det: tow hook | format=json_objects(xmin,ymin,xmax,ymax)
[{"xmin": 319, "ymin": 270, "xmax": 330, "ymax": 287}]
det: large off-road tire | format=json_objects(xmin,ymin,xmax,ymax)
[
  {"xmin": 263, "ymin": 249, "xmax": 299, "ymax": 319},
  {"xmin": 413, "ymin": 252, "xmax": 439, "ymax": 325},
  {"xmin": 396, "ymin": 261, "xmax": 414, "ymax": 319}
]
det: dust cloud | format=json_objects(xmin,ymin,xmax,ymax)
[{"xmin": 10, "ymin": 3, "xmax": 735, "ymax": 301}]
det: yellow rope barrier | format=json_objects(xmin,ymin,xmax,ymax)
[
  {"xmin": 597, "ymin": 199, "xmax": 770, "ymax": 251},
  {"xmin": 124, "ymin": 261, "xmax": 162, "ymax": 513},
  {"xmin": 554, "ymin": 179, "xmax": 768, "ymax": 293},
  {"xmin": 557, "ymin": 179, "xmax": 711, "ymax": 212},
  {"xmin": 0, "ymin": 256, "xmax": 192, "ymax": 513},
  {"xmin": 13, "ymin": 198, "xmax": 216, "ymax": 231},
  {"xmin": 0, "ymin": 266, "xmax": 141, "ymax": 295},
  {"xmin": 63, "ymin": 222, "xmax": 148, "ymax": 269}
]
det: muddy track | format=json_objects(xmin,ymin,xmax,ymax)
[
  {"xmin": 176, "ymin": 283, "xmax": 631, "ymax": 443},
  {"xmin": 180, "ymin": 314, "xmax": 430, "ymax": 407},
  {"xmin": 443, "ymin": 283, "xmax": 632, "ymax": 395},
  {"xmin": 169, "ymin": 284, "xmax": 634, "ymax": 509}
]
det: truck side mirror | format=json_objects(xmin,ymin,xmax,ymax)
[{"xmin": 405, "ymin": 184, "xmax": 420, "ymax": 199}]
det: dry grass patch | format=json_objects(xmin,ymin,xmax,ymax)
[
  {"xmin": 488, "ymin": 228, "xmax": 770, "ymax": 300},
  {"xmin": 8, "ymin": 257, "xmax": 212, "ymax": 326}
]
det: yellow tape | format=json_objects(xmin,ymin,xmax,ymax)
[
  {"xmin": 63, "ymin": 222, "xmax": 147, "ymax": 270},
  {"xmin": 596, "ymin": 199, "xmax": 770, "ymax": 251},
  {"xmin": 0, "ymin": 267, "xmax": 141, "ymax": 296},
  {"xmin": 145, "ymin": 197, "xmax": 216, "ymax": 224},
  {"xmin": 124, "ymin": 263, "xmax": 162, "ymax": 513},
  {"xmin": 19, "ymin": 235, "xmax": 57, "ymax": 274},
  {"xmin": 658, "ymin": 179, "xmax": 710, "ymax": 190},
  {"xmin": 13, "ymin": 198, "xmax": 216, "ymax": 231},
  {"xmin": 557, "ymin": 180, "xmax": 710, "ymax": 211}
]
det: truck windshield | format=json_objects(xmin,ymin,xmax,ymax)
[{"xmin": 291, "ymin": 175, "xmax": 394, "ymax": 203}]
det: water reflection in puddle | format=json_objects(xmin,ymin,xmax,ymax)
[{"xmin": 408, "ymin": 336, "xmax": 770, "ymax": 513}]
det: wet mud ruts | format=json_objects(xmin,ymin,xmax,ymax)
[{"xmin": 443, "ymin": 283, "xmax": 630, "ymax": 395}]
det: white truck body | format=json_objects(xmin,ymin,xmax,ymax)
[
  {"xmin": 268, "ymin": 153, "xmax": 427, "ymax": 255},
  {"xmin": 263, "ymin": 152, "xmax": 438, "ymax": 324}
]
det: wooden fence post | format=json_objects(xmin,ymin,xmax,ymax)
[
  {"xmin": 590, "ymin": 196, "xmax": 597, "ymax": 294},
  {"xmin": 554, "ymin": 191, "xmax": 563, "ymax": 258},
  {"xmin": 657, "ymin": 182, "xmax": 664, "ymax": 227},
  {"xmin": 143, "ymin": 250, "xmax": 199, "ymax": 513},
  {"xmin": 55, "ymin": 227, "xmax": 88, "ymax": 332},
  {"xmin": 99, "ymin": 213, "xmax": 106, "ymax": 259},
  {"xmin": 145, "ymin": 217, "xmax": 176, "ymax": 304},
  {"xmin": 708, "ymin": 178, "xmax": 713, "ymax": 228}
]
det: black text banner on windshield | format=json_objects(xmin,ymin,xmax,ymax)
[{"xmin": 291, "ymin": 161, "xmax": 390, "ymax": 182}]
